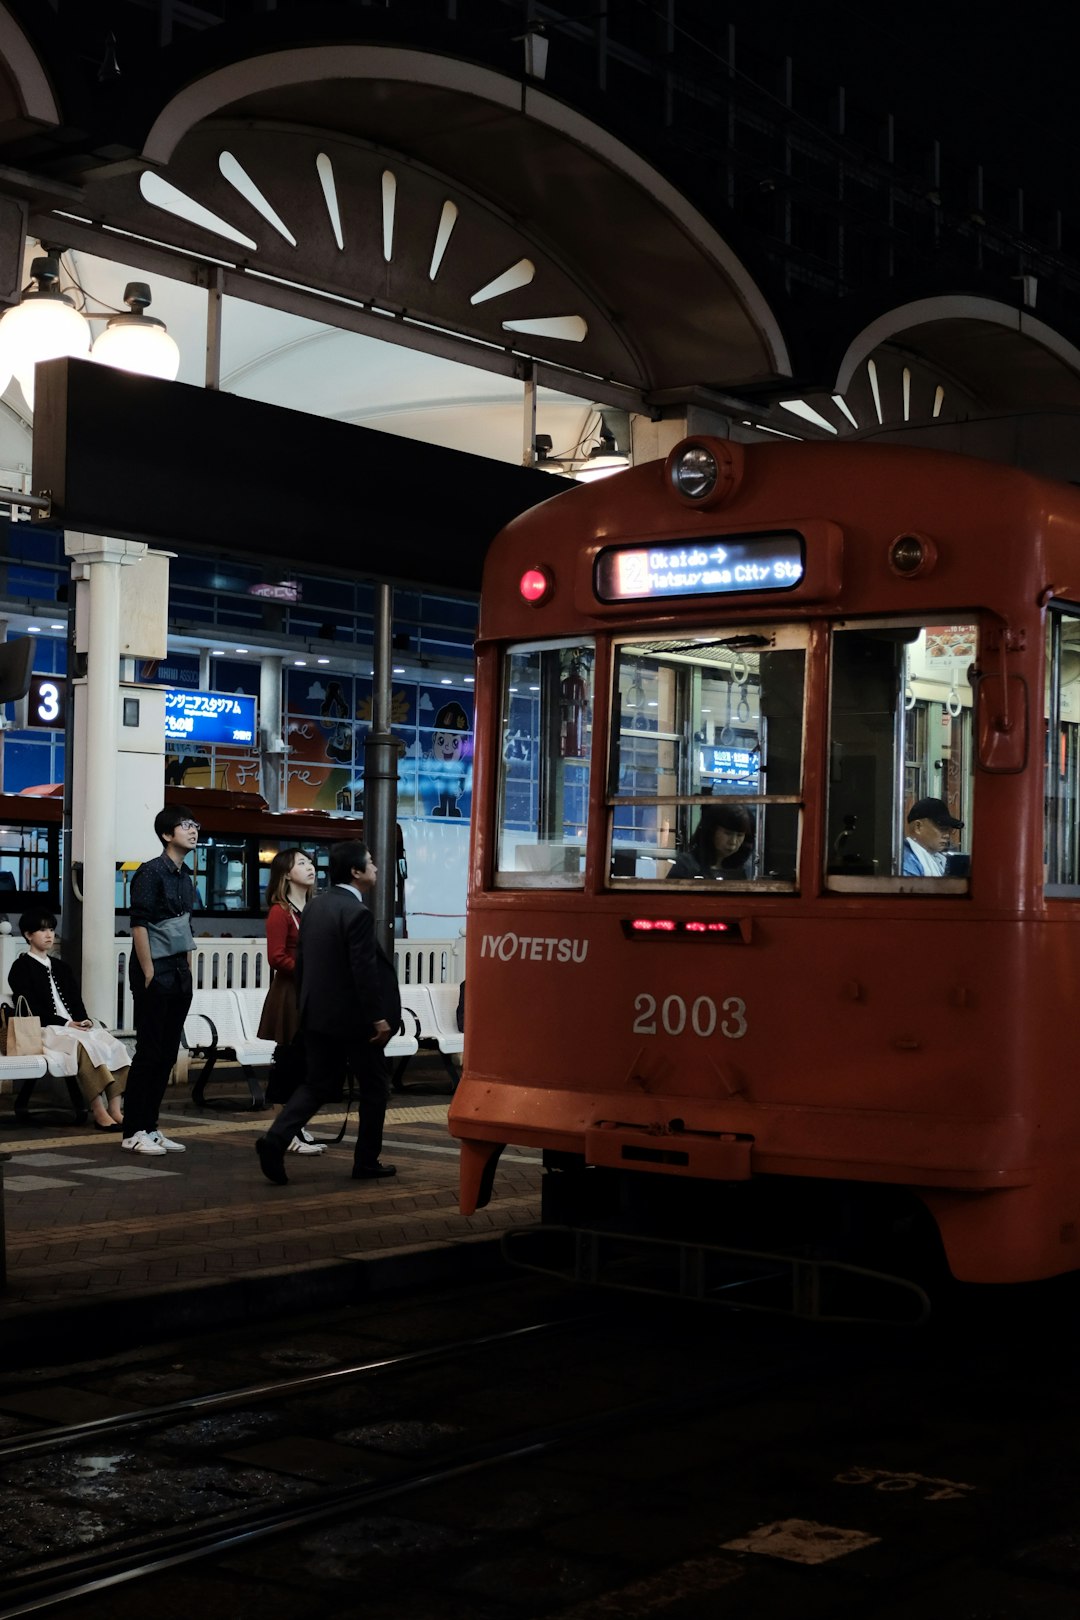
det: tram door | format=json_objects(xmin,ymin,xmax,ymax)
[{"xmin": 828, "ymin": 622, "xmax": 975, "ymax": 878}]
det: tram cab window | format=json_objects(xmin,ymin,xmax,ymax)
[
  {"xmin": 1045, "ymin": 608, "xmax": 1080, "ymax": 892},
  {"xmin": 608, "ymin": 627, "xmax": 807, "ymax": 888},
  {"xmin": 827, "ymin": 621, "xmax": 974, "ymax": 890},
  {"xmin": 494, "ymin": 641, "xmax": 594, "ymax": 888}
]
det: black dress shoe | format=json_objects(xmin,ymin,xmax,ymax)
[
  {"xmin": 351, "ymin": 1162, "xmax": 397, "ymax": 1180},
  {"xmin": 255, "ymin": 1135, "xmax": 289, "ymax": 1185},
  {"xmin": 93, "ymin": 1121, "xmax": 121, "ymax": 1132}
]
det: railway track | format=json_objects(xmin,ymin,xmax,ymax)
[{"xmin": 0, "ymin": 1306, "xmax": 840, "ymax": 1617}]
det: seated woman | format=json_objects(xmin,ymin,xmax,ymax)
[
  {"xmin": 667, "ymin": 803, "xmax": 755, "ymax": 880},
  {"xmin": 8, "ymin": 908, "xmax": 130, "ymax": 1130}
]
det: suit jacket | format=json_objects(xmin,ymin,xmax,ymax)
[
  {"xmin": 295, "ymin": 886, "xmax": 401, "ymax": 1041},
  {"xmin": 9, "ymin": 953, "xmax": 89, "ymax": 1025}
]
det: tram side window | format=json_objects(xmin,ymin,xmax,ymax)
[
  {"xmin": 608, "ymin": 628, "xmax": 807, "ymax": 886},
  {"xmin": 827, "ymin": 622, "xmax": 974, "ymax": 887},
  {"xmin": 1044, "ymin": 609, "xmax": 1080, "ymax": 891},
  {"xmin": 495, "ymin": 641, "xmax": 594, "ymax": 887}
]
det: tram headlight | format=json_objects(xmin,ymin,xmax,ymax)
[
  {"xmin": 672, "ymin": 445, "xmax": 718, "ymax": 501},
  {"xmin": 888, "ymin": 532, "xmax": 938, "ymax": 578},
  {"xmin": 665, "ymin": 438, "xmax": 743, "ymax": 508}
]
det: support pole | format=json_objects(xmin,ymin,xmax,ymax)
[
  {"xmin": 364, "ymin": 583, "xmax": 399, "ymax": 958},
  {"xmin": 80, "ymin": 547, "xmax": 122, "ymax": 1023},
  {"xmin": 522, "ymin": 365, "xmax": 537, "ymax": 466}
]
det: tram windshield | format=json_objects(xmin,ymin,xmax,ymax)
[
  {"xmin": 609, "ymin": 626, "xmax": 807, "ymax": 888},
  {"xmin": 827, "ymin": 620, "xmax": 974, "ymax": 888},
  {"xmin": 495, "ymin": 639, "xmax": 595, "ymax": 886}
]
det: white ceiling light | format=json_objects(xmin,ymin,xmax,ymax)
[
  {"xmin": 91, "ymin": 282, "xmax": 180, "ymax": 381},
  {"xmin": 0, "ymin": 253, "xmax": 91, "ymax": 412}
]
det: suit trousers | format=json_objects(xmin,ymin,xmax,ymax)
[
  {"xmin": 124, "ymin": 971, "xmax": 192, "ymax": 1136},
  {"xmin": 267, "ymin": 1028, "xmax": 390, "ymax": 1169}
]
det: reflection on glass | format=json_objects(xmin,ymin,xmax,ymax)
[
  {"xmin": 827, "ymin": 622, "xmax": 974, "ymax": 883},
  {"xmin": 1045, "ymin": 612, "xmax": 1080, "ymax": 888},
  {"xmin": 495, "ymin": 643, "xmax": 594, "ymax": 884},
  {"xmin": 609, "ymin": 628, "xmax": 807, "ymax": 885},
  {"xmin": 0, "ymin": 823, "xmax": 52, "ymax": 897}
]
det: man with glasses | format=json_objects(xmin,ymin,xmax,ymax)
[{"xmin": 121, "ymin": 807, "xmax": 198, "ymax": 1156}]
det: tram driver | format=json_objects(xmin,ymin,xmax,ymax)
[{"xmin": 902, "ymin": 797, "xmax": 964, "ymax": 877}]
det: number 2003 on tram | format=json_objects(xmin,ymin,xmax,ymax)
[{"xmin": 447, "ymin": 435, "xmax": 1080, "ymax": 1293}]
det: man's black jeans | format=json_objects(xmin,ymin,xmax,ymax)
[{"xmin": 124, "ymin": 960, "xmax": 192, "ymax": 1136}]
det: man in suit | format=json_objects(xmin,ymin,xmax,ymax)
[{"xmin": 254, "ymin": 839, "xmax": 401, "ymax": 1186}]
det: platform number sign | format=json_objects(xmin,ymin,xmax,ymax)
[{"xmin": 27, "ymin": 674, "xmax": 66, "ymax": 730}]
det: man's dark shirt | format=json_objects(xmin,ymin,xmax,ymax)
[{"xmin": 129, "ymin": 852, "xmax": 195, "ymax": 971}]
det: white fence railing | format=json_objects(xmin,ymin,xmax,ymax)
[{"xmin": 109, "ymin": 934, "xmax": 464, "ymax": 1032}]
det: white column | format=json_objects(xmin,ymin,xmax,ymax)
[
  {"xmin": 65, "ymin": 533, "xmax": 147, "ymax": 1024},
  {"xmin": 259, "ymin": 653, "xmax": 283, "ymax": 811}
]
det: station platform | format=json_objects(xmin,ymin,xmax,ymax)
[{"xmin": 0, "ymin": 1061, "xmax": 542, "ymax": 1364}]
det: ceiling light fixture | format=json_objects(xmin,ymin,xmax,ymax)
[
  {"xmin": 0, "ymin": 253, "xmax": 90, "ymax": 411},
  {"xmin": 91, "ymin": 282, "xmax": 181, "ymax": 380}
]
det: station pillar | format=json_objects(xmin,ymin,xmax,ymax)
[{"xmin": 65, "ymin": 532, "xmax": 168, "ymax": 1027}]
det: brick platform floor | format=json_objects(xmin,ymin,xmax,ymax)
[{"xmin": 0, "ymin": 1064, "xmax": 541, "ymax": 1341}]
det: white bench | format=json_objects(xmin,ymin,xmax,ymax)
[
  {"xmin": 186, "ymin": 987, "xmax": 420, "ymax": 1110},
  {"xmin": 394, "ymin": 985, "xmax": 462, "ymax": 1092},
  {"xmin": 186, "ymin": 988, "xmax": 274, "ymax": 1111}
]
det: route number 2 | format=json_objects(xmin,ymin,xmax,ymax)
[{"xmin": 633, "ymin": 993, "xmax": 747, "ymax": 1040}]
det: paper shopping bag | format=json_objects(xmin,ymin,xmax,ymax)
[{"xmin": 5, "ymin": 996, "xmax": 43, "ymax": 1056}]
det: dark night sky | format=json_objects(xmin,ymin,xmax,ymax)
[{"xmin": 737, "ymin": 2, "xmax": 1080, "ymax": 203}]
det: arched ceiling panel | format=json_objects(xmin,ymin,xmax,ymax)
[{"xmin": 76, "ymin": 47, "xmax": 788, "ymax": 396}]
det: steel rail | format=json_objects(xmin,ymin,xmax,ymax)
[
  {"xmin": 0, "ymin": 1314, "xmax": 593, "ymax": 1463},
  {"xmin": 0, "ymin": 1348, "xmax": 826, "ymax": 1620}
]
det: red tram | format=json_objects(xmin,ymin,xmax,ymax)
[{"xmin": 448, "ymin": 436, "xmax": 1080, "ymax": 1288}]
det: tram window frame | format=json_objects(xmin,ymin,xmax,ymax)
[
  {"xmin": 493, "ymin": 637, "xmax": 595, "ymax": 889},
  {"xmin": 0, "ymin": 818, "xmax": 60, "ymax": 910},
  {"xmin": 1044, "ymin": 604, "xmax": 1080, "ymax": 895},
  {"xmin": 606, "ymin": 624, "xmax": 809, "ymax": 892},
  {"xmin": 826, "ymin": 616, "xmax": 975, "ymax": 894}
]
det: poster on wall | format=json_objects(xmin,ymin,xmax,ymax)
[
  {"xmin": 284, "ymin": 670, "xmax": 356, "ymax": 811},
  {"xmin": 165, "ymin": 748, "xmax": 262, "ymax": 793},
  {"xmin": 415, "ymin": 689, "xmax": 473, "ymax": 820}
]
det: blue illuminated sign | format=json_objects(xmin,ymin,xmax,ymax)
[
  {"xmin": 700, "ymin": 747, "xmax": 759, "ymax": 787},
  {"xmin": 164, "ymin": 689, "xmax": 257, "ymax": 747},
  {"xmin": 595, "ymin": 532, "xmax": 804, "ymax": 602}
]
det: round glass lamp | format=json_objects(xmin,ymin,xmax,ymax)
[
  {"xmin": 0, "ymin": 256, "xmax": 91, "ymax": 412},
  {"xmin": 91, "ymin": 282, "xmax": 180, "ymax": 381}
]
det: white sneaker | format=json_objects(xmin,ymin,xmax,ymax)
[
  {"xmin": 287, "ymin": 1135, "xmax": 324, "ymax": 1155},
  {"xmin": 121, "ymin": 1130, "xmax": 167, "ymax": 1156},
  {"xmin": 147, "ymin": 1130, "xmax": 186, "ymax": 1153},
  {"xmin": 298, "ymin": 1129, "xmax": 327, "ymax": 1154}
]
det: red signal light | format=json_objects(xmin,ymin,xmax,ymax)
[{"xmin": 519, "ymin": 566, "xmax": 551, "ymax": 605}]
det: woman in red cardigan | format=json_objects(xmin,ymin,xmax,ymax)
[{"xmin": 257, "ymin": 848, "xmax": 323, "ymax": 1154}]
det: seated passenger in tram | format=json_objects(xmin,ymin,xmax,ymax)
[
  {"xmin": 667, "ymin": 803, "xmax": 754, "ymax": 880},
  {"xmin": 8, "ymin": 909, "xmax": 130, "ymax": 1130},
  {"xmin": 901, "ymin": 797, "xmax": 964, "ymax": 877}
]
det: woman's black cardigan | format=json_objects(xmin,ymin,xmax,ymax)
[{"xmin": 8, "ymin": 954, "xmax": 89, "ymax": 1025}]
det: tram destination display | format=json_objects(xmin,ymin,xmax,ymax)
[
  {"xmin": 164, "ymin": 689, "xmax": 257, "ymax": 747},
  {"xmin": 595, "ymin": 531, "xmax": 804, "ymax": 602}
]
